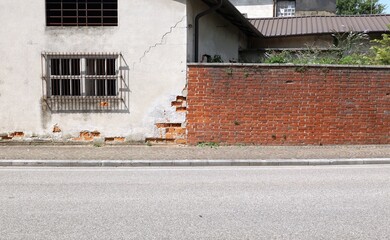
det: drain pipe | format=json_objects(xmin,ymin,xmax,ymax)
[{"xmin": 194, "ymin": 0, "xmax": 223, "ymax": 62}]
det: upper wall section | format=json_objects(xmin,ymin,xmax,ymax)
[
  {"xmin": 296, "ymin": 0, "xmax": 336, "ymax": 13},
  {"xmin": 187, "ymin": 0, "xmax": 249, "ymax": 62},
  {"xmin": 230, "ymin": 0, "xmax": 274, "ymax": 18}
]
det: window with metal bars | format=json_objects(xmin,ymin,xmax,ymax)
[
  {"xmin": 42, "ymin": 53, "xmax": 130, "ymax": 113},
  {"xmin": 48, "ymin": 56, "xmax": 118, "ymax": 97},
  {"xmin": 276, "ymin": 1, "xmax": 296, "ymax": 17},
  {"xmin": 46, "ymin": 0, "xmax": 118, "ymax": 26}
]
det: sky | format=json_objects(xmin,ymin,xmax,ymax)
[{"xmin": 379, "ymin": 0, "xmax": 390, "ymax": 13}]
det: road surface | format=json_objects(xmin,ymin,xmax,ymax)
[{"xmin": 1, "ymin": 166, "xmax": 390, "ymax": 239}]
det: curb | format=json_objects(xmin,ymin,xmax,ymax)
[{"xmin": 1, "ymin": 158, "xmax": 390, "ymax": 167}]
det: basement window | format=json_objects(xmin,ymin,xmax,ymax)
[
  {"xmin": 46, "ymin": 0, "xmax": 118, "ymax": 26},
  {"xmin": 277, "ymin": 1, "xmax": 296, "ymax": 17},
  {"xmin": 41, "ymin": 53, "xmax": 130, "ymax": 112},
  {"xmin": 47, "ymin": 55, "xmax": 118, "ymax": 97}
]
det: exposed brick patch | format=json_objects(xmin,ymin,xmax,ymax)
[
  {"xmin": 0, "ymin": 132, "xmax": 24, "ymax": 140},
  {"xmin": 171, "ymin": 96, "xmax": 187, "ymax": 113},
  {"xmin": 105, "ymin": 137, "xmax": 125, "ymax": 142},
  {"xmin": 171, "ymin": 101, "xmax": 184, "ymax": 107},
  {"xmin": 91, "ymin": 131, "xmax": 101, "ymax": 137},
  {"xmin": 100, "ymin": 101, "xmax": 109, "ymax": 107},
  {"xmin": 175, "ymin": 139, "xmax": 187, "ymax": 145},
  {"xmin": 155, "ymin": 123, "xmax": 182, "ymax": 128},
  {"xmin": 0, "ymin": 135, "xmax": 13, "ymax": 140},
  {"xmin": 72, "ymin": 131, "xmax": 101, "ymax": 141},
  {"xmin": 176, "ymin": 96, "xmax": 186, "ymax": 102},
  {"xmin": 176, "ymin": 107, "xmax": 187, "ymax": 112},
  {"xmin": 165, "ymin": 127, "xmax": 186, "ymax": 139},
  {"xmin": 145, "ymin": 138, "xmax": 175, "ymax": 144},
  {"xmin": 187, "ymin": 65, "xmax": 390, "ymax": 145},
  {"xmin": 10, "ymin": 132, "xmax": 24, "ymax": 138},
  {"xmin": 146, "ymin": 95, "xmax": 188, "ymax": 145},
  {"xmin": 53, "ymin": 125, "xmax": 61, "ymax": 133}
]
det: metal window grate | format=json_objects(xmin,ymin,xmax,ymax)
[
  {"xmin": 46, "ymin": 0, "xmax": 118, "ymax": 26},
  {"xmin": 41, "ymin": 52, "xmax": 130, "ymax": 113}
]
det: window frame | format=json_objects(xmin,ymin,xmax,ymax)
[
  {"xmin": 276, "ymin": 0, "xmax": 296, "ymax": 17},
  {"xmin": 46, "ymin": 54, "xmax": 120, "ymax": 98},
  {"xmin": 46, "ymin": 0, "xmax": 118, "ymax": 27},
  {"xmin": 41, "ymin": 52, "xmax": 130, "ymax": 113}
]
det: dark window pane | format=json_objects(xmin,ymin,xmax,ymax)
[
  {"xmin": 63, "ymin": 3, "xmax": 77, "ymax": 9},
  {"xmin": 85, "ymin": 79, "xmax": 95, "ymax": 96},
  {"xmin": 106, "ymin": 59, "xmax": 116, "ymax": 75},
  {"xmin": 78, "ymin": 18, "xmax": 87, "ymax": 26},
  {"xmin": 48, "ymin": 10, "xmax": 61, "ymax": 17},
  {"xmin": 88, "ymin": 10, "xmax": 102, "ymax": 16},
  {"xmin": 47, "ymin": 3, "xmax": 61, "ymax": 8},
  {"xmin": 51, "ymin": 79, "xmax": 61, "ymax": 95},
  {"xmin": 96, "ymin": 59, "xmax": 105, "ymax": 75},
  {"xmin": 96, "ymin": 80, "xmax": 106, "ymax": 96},
  {"xmin": 88, "ymin": 3, "xmax": 102, "ymax": 10},
  {"xmin": 72, "ymin": 79, "xmax": 81, "ymax": 96},
  {"xmin": 86, "ymin": 59, "xmax": 95, "ymax": 75},
  {"xmin": 63, "ymin": 10, "xmax": 77, "ymax": 17},
  {"xmin": 78, "ymin": 10, "xmax": 86, "ymax": 16},
  {"xmin": 61, "ymin": 79, "xmax": 71, "ymax": 96},
  {"xmin": 103, "ymin": 2, "xmax": 117, "ymax": 9},
  {"xmin": 51, "ymin": 59, "xmax": 60, "ymax": 75},
  {"xmin": 103, "ymin": 18, "xmax": 117, "ymax": 25},
  {"xmin": 61, "ymin": 59, "xmax": 70, "ymax": 75},
  {"xmin": 103, "ymin": 10, "xmax": 117, "ymax": 17},
  {"xmin": 107, "ymin": 80, "xmax": 116, "ymax": 96},
  {"xmin": 87, "ymin": 17, "xmax": 102, "ymax": 25},
  {"xmin": 71, "ymin": 59, "xmax": 80, "ymax": 75}
]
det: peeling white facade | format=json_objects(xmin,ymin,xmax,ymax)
[{"xmin": 0, "ymin": 0, "xmax": 248, "ymax": 142}]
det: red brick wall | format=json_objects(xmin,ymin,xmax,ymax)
[{"xmin": 187, "ymin": 64, "xmax": 390, "ymax": 145}]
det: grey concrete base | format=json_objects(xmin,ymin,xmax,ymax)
[{"xmin": 1, "ymin": 158, "xmax": 390, "ymax": 167}]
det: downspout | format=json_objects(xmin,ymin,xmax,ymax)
[{"xmin": 194, "ymin": 0, "xmax": 223, "ymax": 62}]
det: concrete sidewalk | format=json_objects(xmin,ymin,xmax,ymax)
[{"xmin": 0, "ymin": 144, "xmax": 389, "ymax": 167}]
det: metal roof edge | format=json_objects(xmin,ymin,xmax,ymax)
[
  {"xmin": 200, "ymin": 0, "xmax": 263, "ymax": 37},
  {"xmin": 247, "ymin": 14, "xmax": 390, "ymax": 21}
]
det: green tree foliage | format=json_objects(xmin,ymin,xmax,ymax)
[
  {"xmin": 336, "ymin": 0, "xmax": 385, "ymax": 15},
  {"xmin": 371, "ymin": 26, "xmax": 390, "ymax": 64}
]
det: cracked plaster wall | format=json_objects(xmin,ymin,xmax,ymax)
[{"xmin": 0, "ymin": 0, "xmax": 187, "ymax": 140}]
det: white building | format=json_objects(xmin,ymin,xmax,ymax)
[
  {"xmin": 0, "ymin": 0, "xmax": 260, "ymax": 143},
  {"xmin": 230, "ymin": 0, "xmax": 336, "ymax": 18},
  {"xmin": 230, "ymin": 0, "xmax": 275, "ymax": 18}
]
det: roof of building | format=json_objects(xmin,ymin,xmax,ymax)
[
  {"xmin": 249, "ymin": 15, "xmax": 390, "ymax": 37},
  {"xmin": 201, "ymin": 0, "xmax": 263, "ymax": 37}
]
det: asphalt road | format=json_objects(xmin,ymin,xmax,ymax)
[{"xmin": 1, "ymin": 166, "xmax": 390, "ymax": 239}]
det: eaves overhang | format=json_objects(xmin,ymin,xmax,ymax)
[{"xmin": 200, "ymin": 0, "xmax": 263, "ymax": 37}]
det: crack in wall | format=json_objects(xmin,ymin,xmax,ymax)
[{"xmin": 132, "ymin": 16, "xmax": 186, "ymax": 69}]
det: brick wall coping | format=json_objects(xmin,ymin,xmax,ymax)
[{"xmin": 187, "ymin": 63, "xmax": 390, "ymax": 69}]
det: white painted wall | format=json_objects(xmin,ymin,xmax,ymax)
[
  {"xmin": 187, "ymin": 0, "xmax": 248, "ymax": 63},
  {"xmin": 0, "ymin": 0, "xmax": 187, "ymax": 141},
  {"xmin": 230, "ymin": 0, "xmax": 274, "ymax": 18}
]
